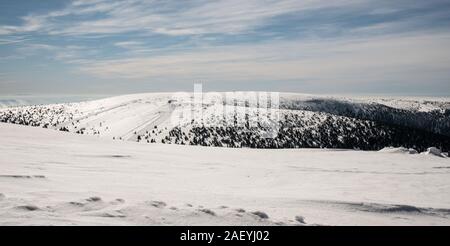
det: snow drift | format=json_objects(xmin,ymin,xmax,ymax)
[{"xmin": 0, "ymin": 123, "xmax": 450, "ymax": 225}]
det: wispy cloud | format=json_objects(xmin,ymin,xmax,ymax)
[
  {"xmin": 0, "ymin": 15, "xmax": 45, "ymax": 36},
  {"xmin": 13, "ymin": 43, "xmax": 100, "ymax": 65},
  {"xmin": 79, "ymin": 32, "xmax": 450, "ymax": 86},
  {"xmin": 1, "ymin": 0, "xmax": 450, "ymax": 94},
  {"xmin": 0, "ymin": 0, "xmax": 361, "ymax": 37},
  {"xmin": 114, "ymin": 41, "xmax": 145, "ymax": 49},
  {"xmin": 3, "ymin": 0, "xmax": 449, "ymax": 43},
  {"xmin": 0, "ymin": 36, "xmax": 29, "ymax": 45}
]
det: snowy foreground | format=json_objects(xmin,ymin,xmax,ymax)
[{"xmin": 0, "ymin": 123, "xmax": 449, "ymax": 226}]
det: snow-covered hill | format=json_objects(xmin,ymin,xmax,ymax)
[
  {"xmin": 0, "ymin": 92, "xmax": 449, "ymax": 152},
  {"xmin": 1, "ymin": 123, "xmax": 449, "ymax": 226}
]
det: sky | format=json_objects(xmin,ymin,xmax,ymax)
[{"xmin": 0, "ymin": 0, "xmax": 450, "ymax": 96}]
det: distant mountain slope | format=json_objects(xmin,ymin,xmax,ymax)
[
  {"xmin": 165, "ymin": 110, "xmax": 449, "ymax": 152},
  {"xmin": 1, "ymin": 93, "xmax": 449, "ymax": 152},
  {"xmin": 280, "ymin": 96, "xmax": 450, "ymax": 136}
]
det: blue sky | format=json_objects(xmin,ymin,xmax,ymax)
[{"xmin": 1, "ymin": 0, "xmax": 450, "ymax": 96}]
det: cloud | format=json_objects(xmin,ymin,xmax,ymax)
[
  {"xmin": 2, "ymin": 0, "xmax": 449, "ymax": 42},
  {"xmin": 78, "ymin": 32, "xmax": 450, "ymax": 87},
  {"xmin": 114, "ymin": 41, "xmax": 145, "ymax": 49},
  {"xmin": 0, "ymin": 36, "xmax": 29, "ymax": 45},
  {"xmin": 0, "ymin": 0, "xmax": 361, "ymax": 37},
  {"xmin": 1, "ymin": 0, "xmax": 450, "ymax": 94},
  {"xmin": 0, "ymin": 15, "xmax": 46, "ymax": 36},
  {"xmin": 12, "ymin": 43, "xmax": 99, "ymax": 65},
  {"xmin": 15, "ymin": 43, "xmax": 58, "ymax": 56}
]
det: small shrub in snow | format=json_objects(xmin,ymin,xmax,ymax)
[
  {"xmin": 16, "ymin": 205, "xmax": 40, "ymax": 211},
  {"xmin": 198, "ymin": 208, "xmax": 216, "ymax": 216},
  {"xmin": 295, "ymin": 215, "xmax": 306, "ymax": 224},
  {"xmin": 149, "ymin": 200, "xmax": 167, "ymax": 208},
  {"xmin": 86, "ymin": 196, "xmax": 102, "ymax": 202},
  {"xmin": 251, "ymin": 211, "xmax": 269, "ymax": 219}
]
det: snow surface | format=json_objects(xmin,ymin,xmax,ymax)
[{"xmin": 1, "ymin": 123, "xmax": 449, "ymax": 226}]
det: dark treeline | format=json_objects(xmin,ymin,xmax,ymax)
[
  {"xmin": 164, "ymin": 113, "xmax": 450, "ymax": 152},
  {"xmin": 0, "ymin": 106, "xmax": 73, "ymax": 128}
]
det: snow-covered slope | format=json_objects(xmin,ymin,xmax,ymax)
[
  {"xmin": 280, "ymin": 94, "xmax": 450, "ymax": 137},
  {"xmin": 0, "ymin": 123, "xmax": 449, "ymax": 225},
  {"xmin": 0, "ymin": 93, "xmax": 449, "ymax": 151}
]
